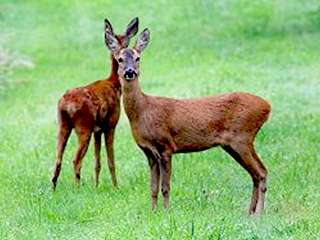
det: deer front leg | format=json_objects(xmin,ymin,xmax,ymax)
[
  {"xmin": 105, "ymin": 128, "xmax": 118, "ymax": 187},
  {"xmin": 147, "ymin": 156, "xmax": 160, "ymax": 211},
  {"xmin": 160, "ymin": 154, "xmax": 172, "ymax": 210},
  {"xmin": 94, "ymin": 131, "xmax": 102, "ymax": 188}
]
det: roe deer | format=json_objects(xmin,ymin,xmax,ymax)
[
  {"xmin": 105, "ymin": 29, "xmax": 271, "ymax": 214},
  {"xmin": 51, "ymin": 18, "xmax": 139, "ymax": 189}
]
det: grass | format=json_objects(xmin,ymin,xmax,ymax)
[{"xmin": 0, "ymin": 0, "xmax": 320, "ymax": 239}]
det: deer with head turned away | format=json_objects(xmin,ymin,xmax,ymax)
[
  {"xmin": 51, "ymin": 18, "xmax": 139, "ymax": 189},
  {"xmin": 105, "ymin": 29, "xmax": 271, "ymax": 214}
]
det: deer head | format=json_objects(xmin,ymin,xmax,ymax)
[{"xmin": 105, "ymin": 28, "xmax": 150, "ymax": 81}]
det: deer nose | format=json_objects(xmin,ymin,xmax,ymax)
[{"xmin": 124, "ymin": 68, "xmax": 137, "ymax": 80}]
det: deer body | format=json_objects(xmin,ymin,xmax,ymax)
[
  {"xmin": 124, "ymin": 88, "xmax": 269, "ymax": 155},
  {"xmin": 59, "ymin": 74, "xmax": 121, "ymax": 133},
  {"xmin": 51, "ymin": 18, "xmax": 139, "ymax": 189},
  {"xmin": 105, "ymin": 29, "xmax": 270, "ymax": 214}
]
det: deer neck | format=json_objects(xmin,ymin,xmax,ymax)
[
  {"xmin": 108, "ymin": 55, "xmax": 121, "ymax": 90},
  {"xmin": 121, "ymin": 78, "xmax": 145, "ymax": 121}
]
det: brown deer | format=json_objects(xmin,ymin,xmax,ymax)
[
  {"xmin": 51, "ymin": 18, "xmax": 139, "ymax": 189},
  {"xmin": 105, "ymin": 29, "xmax": 271, "ymax": 214}
]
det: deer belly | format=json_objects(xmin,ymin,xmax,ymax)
[
  {"xmin": 174, "ymin": 133, "xmax": 219, "ymax": 153},
  {"xmin": 171, "ymin": 124, "xmax": 221, "ymax": 153}
]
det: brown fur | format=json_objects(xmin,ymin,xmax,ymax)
[
  {"xmin": 51, "ymin": 18, "xmax": 139, "ymax": 189},
  {"xmin": 106, "ymin": 29, "xmax": 271, "ymax": 214}
]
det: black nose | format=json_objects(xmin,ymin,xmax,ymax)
[{"xmin": 124, "ymin": 68, "xmax": 137, "ymax": 80}]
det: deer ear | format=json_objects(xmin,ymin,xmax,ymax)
[
  {"xmin": 134, "ymin": 28, "xmax": 150, "ymax": 53},
  {"xmin": 126, "ymin": 17, "xmax": 139, "ymax": 39},
  {"xmin": 105, "ymin": 31, "xmax": 121, "ymax": 55},
  {"xmin": 104, "ymin": 19, "xmax": 114, "ymax": 35}
]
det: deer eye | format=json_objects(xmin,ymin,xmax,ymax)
[
  {"xmin": 136, "ymin": 57, "xmax": 140, "ymax": 62},
  {"xmin": 118, "ymin": 58, "xmax": 123, "ymax": 63}
]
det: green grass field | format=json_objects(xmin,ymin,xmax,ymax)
[{"xmin": 1, "ymin": 0, "xmax": 320, "ymax": 239}]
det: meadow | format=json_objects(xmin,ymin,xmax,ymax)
[{"xmin": 0, "ymin": 0, "xmax": 319, "ymax": 239}]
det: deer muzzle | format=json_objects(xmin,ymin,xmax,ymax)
[{"xmin": 124, "ymin": 68, "xmax": 137, "ymax": 80}]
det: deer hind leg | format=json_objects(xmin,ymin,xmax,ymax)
[
  {"xmin": 52, "ymin": 112, "xmax": 73, "ymax": 190},
  {"xmin": 250, "ymin": 149, "xmax": 267, "ymax": 214},
  {"xmin": 222, "ymin": 142, "xmax": 267, "ymax": 215},
  {"xmin": 105, "ymin": 128, "xmax": 118, "ymax": 187},
  {"xmin": 94, "ymin": 131, "xmax": 102, "ymax": 188},
  {"xmin": 160, "ymin": 151, "xmax": 172, "ymax": 210},
  {"xmin": 73, "ymin": 125, "xmax": 92, "ymax": 185}
]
